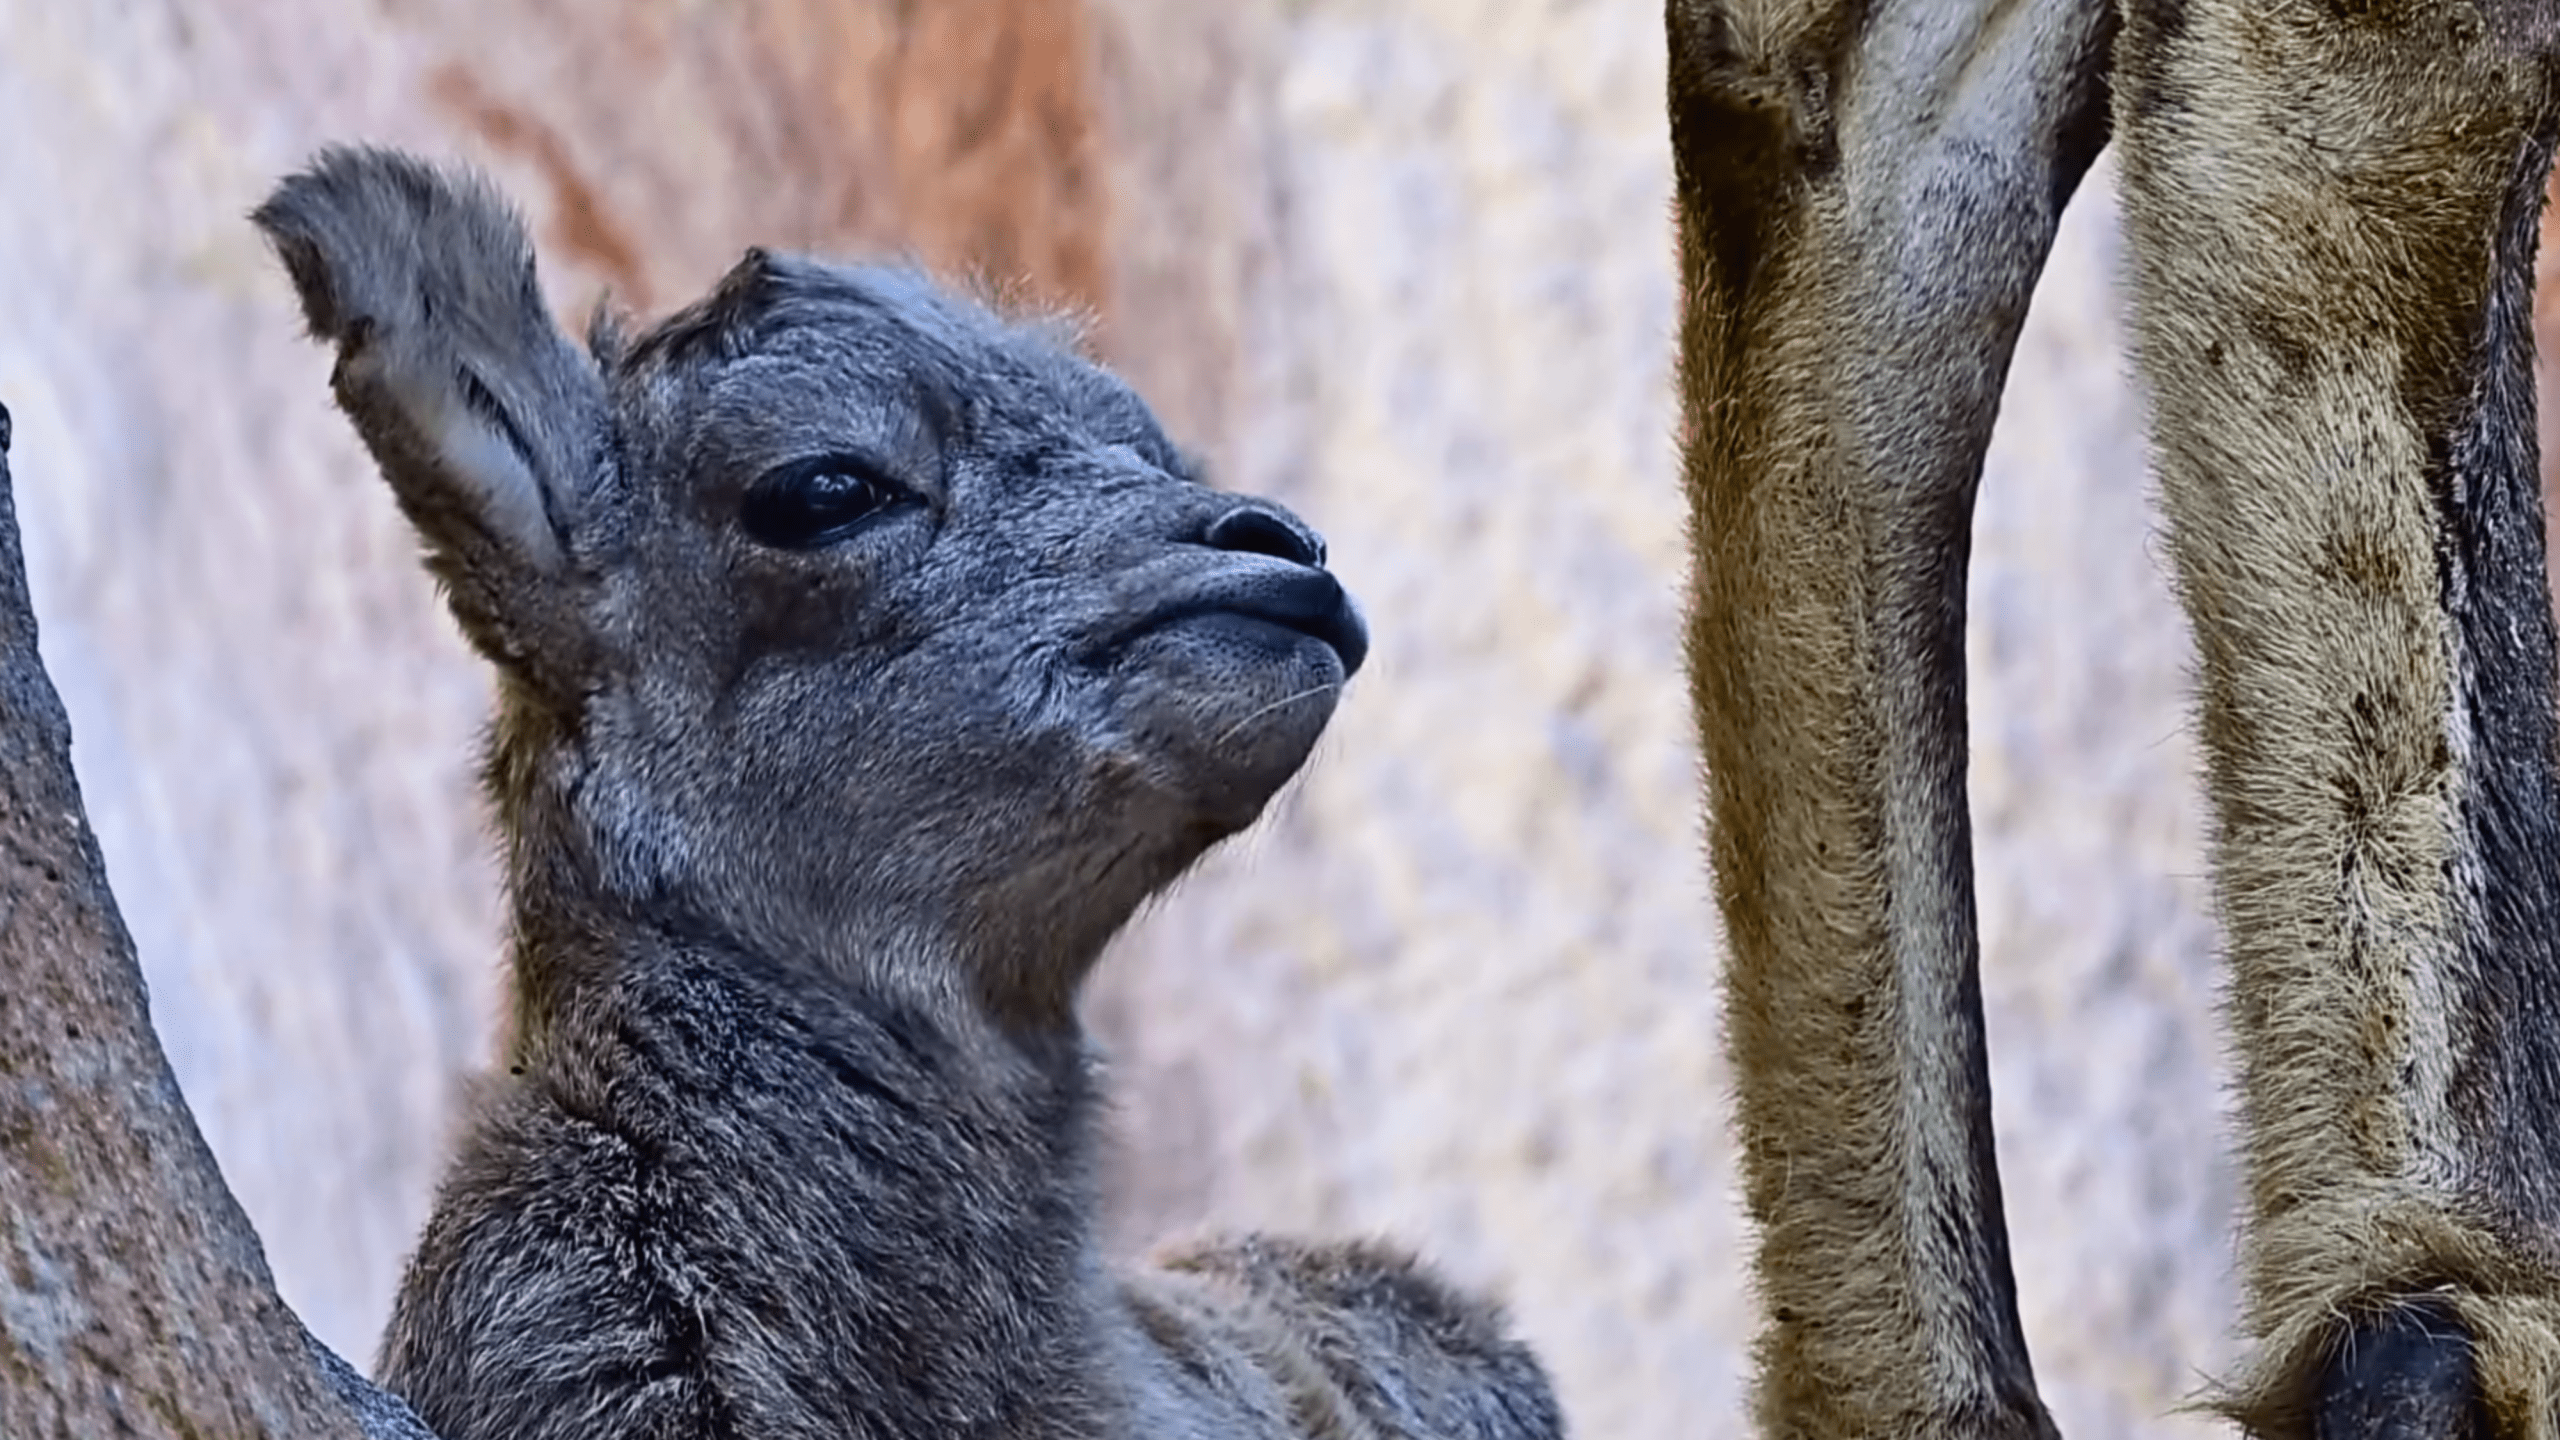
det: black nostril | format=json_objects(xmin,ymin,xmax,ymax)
[{"xmin": 1205, "ymin": 504, "xmax": 1327, "ymax": 568}]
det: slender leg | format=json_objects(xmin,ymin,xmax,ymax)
[
  {"xmin": 2115, "ymin": 2, "xmax": 2560, "ymax": 1434},
  {"xmin": 1666, "ymin": 2, "xmax": 2113, "ymax": 1434}
]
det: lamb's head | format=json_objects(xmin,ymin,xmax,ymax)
[{"xmin": 254, "ymin": 148, "xmax": 1364, "ymax": 1023}]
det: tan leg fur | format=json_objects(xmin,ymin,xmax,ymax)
[
  {"xmin": 1678, "ymin": 0, "xmax": 2560, "ymax": 1433},
  {"xmin": 1666, "ymin": 2, "xmax": 2114, "ymax": 1435},
  {"xmin": 2116, "ymin": 1, "xmax": 2560, "ymax": 1435}
]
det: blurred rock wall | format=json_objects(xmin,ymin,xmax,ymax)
[{"xmin": 13, "ymin": 3, "xmax": 2553, "ymax": 1438}]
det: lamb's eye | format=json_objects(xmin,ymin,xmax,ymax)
[{"xmin": 740, "ymin": 455, "xmax": 914, "ymax": 549}]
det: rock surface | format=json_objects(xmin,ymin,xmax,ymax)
[
  {"xmin": 0, "ymin": 410, "xmax": 427, "ymax": 1439},
  {"xmin": 3, "ymin": 3, "xmax": 2549, "ymax": 1438}
]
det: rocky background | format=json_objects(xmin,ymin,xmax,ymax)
[{"xmin": 2, "ymin": 3, "xmax": 2552, "ymax": 1437}]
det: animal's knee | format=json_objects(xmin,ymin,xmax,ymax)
[{"xmin": 2314, "ymin": 1301, "xmax": 2487, "ymax": 1440}]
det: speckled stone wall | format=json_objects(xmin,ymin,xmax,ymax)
[{"xmin": 11, "ymin": 3, "xmax": 2551, "ymax": 1437}]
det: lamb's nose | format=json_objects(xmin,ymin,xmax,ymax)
[{"xmin": 1204, "ymin": 502, "xmax": 1327, "ymax": 569}]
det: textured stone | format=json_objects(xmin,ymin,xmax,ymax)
[{"xmin": 0, "ymin": 410, "xmax": 421, "ymax": 1439}]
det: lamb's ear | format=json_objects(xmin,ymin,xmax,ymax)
[{"xmin": 253, "ymin": 146, "xmax": 607, "ymax": 688}]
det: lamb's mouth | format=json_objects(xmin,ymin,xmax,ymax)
[{"xmin": 1100, "ymin": 566, "xmax": 1370, "ymax": 677}]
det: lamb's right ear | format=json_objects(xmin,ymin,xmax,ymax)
[{"xmin": 253, "ymin": 147, "xmax": 608, "ymax": 688}]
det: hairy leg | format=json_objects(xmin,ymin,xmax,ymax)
[
  {"xmin": 1665, "ymin": 0, "xmax": 2113, "ymax": 1434},
  {"xmin": 2115, "ymin": 2, "xmax": 2560, "ymax": 1434}
]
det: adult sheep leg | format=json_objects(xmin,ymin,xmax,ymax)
[
  {"xmin": 1665, "ymin": 1, "xmax": 2112, "ymax": 1437},
  {"xmin": 2115, "ymin": 2, "xmax": 2560, "ymax": 1435}
]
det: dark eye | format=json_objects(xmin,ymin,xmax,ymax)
[{"xmin": 740, "ymin": 454, "xmax": 915, "ymax": 549}]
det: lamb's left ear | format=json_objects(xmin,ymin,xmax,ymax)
[{"xmin": 253, "ymin": 146, "xmax": 608, "ymax": 688}]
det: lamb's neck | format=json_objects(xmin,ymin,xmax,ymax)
[
  {"xmin": 482, "ymin": 897, "xmax": 1138, "ymax": 1434},
  {"xmin": 510, "ymin": 877, "xmax": 1095, "ymax": 1091},
  {"xmin": 494, "ymin": 777, "xmax": 1129, "ymax": 1045}
]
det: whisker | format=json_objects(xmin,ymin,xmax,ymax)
[{"xmin": 1214, "ymin": 681, "xmax": 1342, "ymax": 746}]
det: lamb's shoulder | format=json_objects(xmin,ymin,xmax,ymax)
[
  {"xmin": 1132, "ymin": 1234, "xmax": 1566, "ymax": 1440},
  {"xmin": 377, "ymin": 966, "xmax": 1112, "ymax": 1440},
  {"xmin": 375, "ymin": 1077, "xmax": 755, "ymax": 1440}
]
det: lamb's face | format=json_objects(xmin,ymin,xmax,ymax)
[
  {"xmin": 580, "ymin": 257, "xmax": 1366, "ymax": 981},
  {"xmin": 254, "ymin": 150, "xmax": 1347, "ymax": 1008}
]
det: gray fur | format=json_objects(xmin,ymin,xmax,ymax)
[{"xmin": 255, "ymin": 146, "xmax": 1559, "ymax": 1440}]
